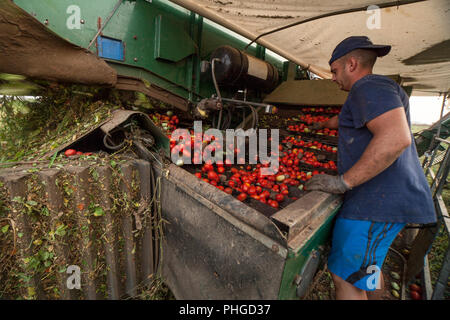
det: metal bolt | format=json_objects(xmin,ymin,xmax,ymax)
[
  {"xmin": 134, "ymin": 58, "xmax": 138, "ymax": 62},
  {"xmin": 44, "ymin": 19, "xmax": 49, "ymax": 25},
  {"xmin": 80, "ymin": 19, "xmax": 85, "ymax": 24}
]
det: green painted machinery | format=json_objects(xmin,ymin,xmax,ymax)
[{"xmin": 1, "ymin": 0, "xmax": 343, "ymax": 300}]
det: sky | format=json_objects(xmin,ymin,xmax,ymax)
[{"xmin": 409, "ymin": 95, "xmax": 448, "ymax": 125}]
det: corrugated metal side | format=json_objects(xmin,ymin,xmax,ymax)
[{"xmin": 0, "ymin": 159, "xmax": 158, "ymax": 300}]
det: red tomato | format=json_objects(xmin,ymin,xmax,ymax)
[
  {"xmin": 248, "ymin": 186, "xmax": 256, "ymax": 196},
  {"xmin": 268, "ymin": 200, "xmax": 279, "ymax": 208},
  {"xmin": 194, "ymin": 172, "xmax": 202, "ymax": 179},
  {"xmin": 224, "ymin": 187, "xmax": 233, "ymax": 194},
  {"xmin": 208, "ymin": 171, "xmax": 219, "ymax": 182},
  {"xmin": 203, "ymin": 163, "xmax": 214, "ymax": 172},
  {"xmin": 237, "ymin": 193, "xmax": 247, "ymax": 201},
  {"xmin": 409, "ymin": 284, "xmax": 422, "ymax": 293},
  {"xmin": 64, "ymin": 149, "xmax": 77, "ymax": 157},
  {"xmin": 275, "ymin": 194, "xmax": 284, "ymax": 202},
  {"xmin": 410, "ymin": 291, "xmax": 421, "ymax": 300},
  {"xmin": 217, "ymin": 166, "xmax": 225, "ymax": 174},
  {"xmin": 260, "ymin": 190, "xmax": 270, "ymax": 199}
]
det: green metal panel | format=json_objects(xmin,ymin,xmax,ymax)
[
  {"xmin": 278, "ymin": 206, "xmax": 340, "ymax": 300},
  {"xmin": 154, "ymin": 14, "xmax": 196, "ymax": 62},
  {"xmin": 14, "ymin": 0, "xmax": 286, "ymax": 103}
]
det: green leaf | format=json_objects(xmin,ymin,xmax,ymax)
[
  {"xmin": 41, "ymin": 207, "xmax": 49, "ymax": 216},
  {"xmin": 93, "ymin": 207, "xmax": 104, "ymax": 217},
  {"xmin": 58, "ymin": 266, "xmax": 67, "ymax": 273},
  {"xmin": 12, "ymin": 196, "xmax": 24, "ymax": 203},
  {"xmin": 1, "ymin": 224, "xmax": 9, "ymax": 233},
  {"xmin": 0, "ymin": 73, "xmax": 27, "ymax": 81},
  {"xmin": 55, "ymin": 224, "xmax": 67, "ymax": 237},
  {"xmin": 26, "ymin": 200, "xmax": 38, "ymax": 206},
  {"xmin": 48, "ymin": 151, "xmax": 58, "ymax": 168}
]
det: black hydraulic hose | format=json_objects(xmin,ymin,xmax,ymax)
[
  {"xmin": 211, "ymin": 58, "xmax": 224, "ymax": 129},
  {"xmin": 244, "ymin": 0, "xmax": 427, "ymax": 50}
]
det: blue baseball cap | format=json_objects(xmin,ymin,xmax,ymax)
[{"xmin": 329, "ymin": 36, "xmax": 391, "ymax": 65}]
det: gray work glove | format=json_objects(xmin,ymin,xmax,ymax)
[
  {"xmin": 308, "ymin": 122, "xmax": 323, "ymax": 131},
  {"xmin": 305, "ymin": 174, "xmax": 351, "ymax": 194}
]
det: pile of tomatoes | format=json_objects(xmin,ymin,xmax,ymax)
[
  {"xmin": 150, "ymin": 112, "xmax": 179, "ymax": 134},
  {"xmin": 301, "ymin": 107, "xmax": 340, "ymax": 114},
  {"xmin": 282, "ymin": 136, "xmax": 337, "ymax": 153},
  {"xmin": 287, "ymin": 122, "xmax": 338, "ymax": 137},
  {"xmin": 193, "ymin": 162, "xmax": 319, "ymax": 209},
  {"xmin": 280, "ymin": 147, "xmax": 337, "ymax": 171},
  {"xmin": 64, "ymin": 149, "xmax": 93, "ymax": 157},
  {"xmin": 409, "ymin": 283, "xmax": 422, "ymax": 300},
  {"xmin": 315, "ymin": 127, "xmax": 338, "ymax": 137},
  {"xmin": 298, "ymin": 114, "xmax": 330, "ymax": 125}
]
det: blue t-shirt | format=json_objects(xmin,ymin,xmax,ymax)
[{"xmin": 337, "ymin": 74, "xmax": 436, "ymax": 224}]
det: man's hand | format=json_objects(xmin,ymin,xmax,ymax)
[{"xmin": 305, "ymin": 174, "xmax": 351, "ymax": 194}]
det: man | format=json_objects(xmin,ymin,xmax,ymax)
[{"xmin": 305, "ymin": 36, "xmax": 437, "ymax": 300}]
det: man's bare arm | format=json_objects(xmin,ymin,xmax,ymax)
[
  {"xmin": 321, "ymin": 115, "xmax": 339, "ymax": 129},
  {"xmin": 342, "ymin": 107, "xmax": 411, "ymax": 188}
]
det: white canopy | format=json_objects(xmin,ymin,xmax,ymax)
[{"xmin": 170, "ymin": 0, "xmax": 450, "ymax": 95}]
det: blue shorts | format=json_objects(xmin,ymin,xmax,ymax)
[{"xmin": 327, "ymin": 218, "xmax": 405, "ymax": 291}]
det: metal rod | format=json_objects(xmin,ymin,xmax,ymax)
[
  {"xmin": 434, "ymin": 145, "xmax": 450, "ymax": 197},
  {"xmin": 435, "ymin": 137, "xmax": 450, "ymax": 144},
  {"xmin": 424, "ymin": 92, "xmax": 448, "ymax": 176},
  {"xmin": 435, "ymin": 93, "xmax": 448, "ymax": 143},
  {"xmin": 422, "ymin": 255, "xmax": 434, "ymax": 300},
  {"xmin": 244, "ymin": 0, "xmax": 427, "ymax": 50},
  {"xmin": 87, "ymin": 0, "xmax": 123, "ymax": 50},
  {"xmin": 221, "ymin": 97, "xmax": 273, "ymax": 109},
  {"xmin": 211, "ymin": 58, "xmax": 223, "ymax": 129}
]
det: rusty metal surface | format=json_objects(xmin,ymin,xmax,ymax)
[
  {"xmin": 0, "ymin": 1, "xmax": 117, "ymax": 86},
  {"xmin": 263, "ymin": 80, "xmax": 348, "ymax": 106},
  {"xmin": 165, "ymin": 164, "xmax": 287, "ymax": 245},
  {"xmin": 271, "ymin": 191, "xmax": 342, "ymax": 243},
  {"xmin": 156, "ymin": 164, "xmax": 287, "ymax": 299},
  {"xmin": 0, "ymin": 159, "xmax": 157, "ymax": 300}
]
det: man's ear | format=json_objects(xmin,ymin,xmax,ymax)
[{"xmin": 347, "ymin": 56, "xmax": 358, "ymax": 73}]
